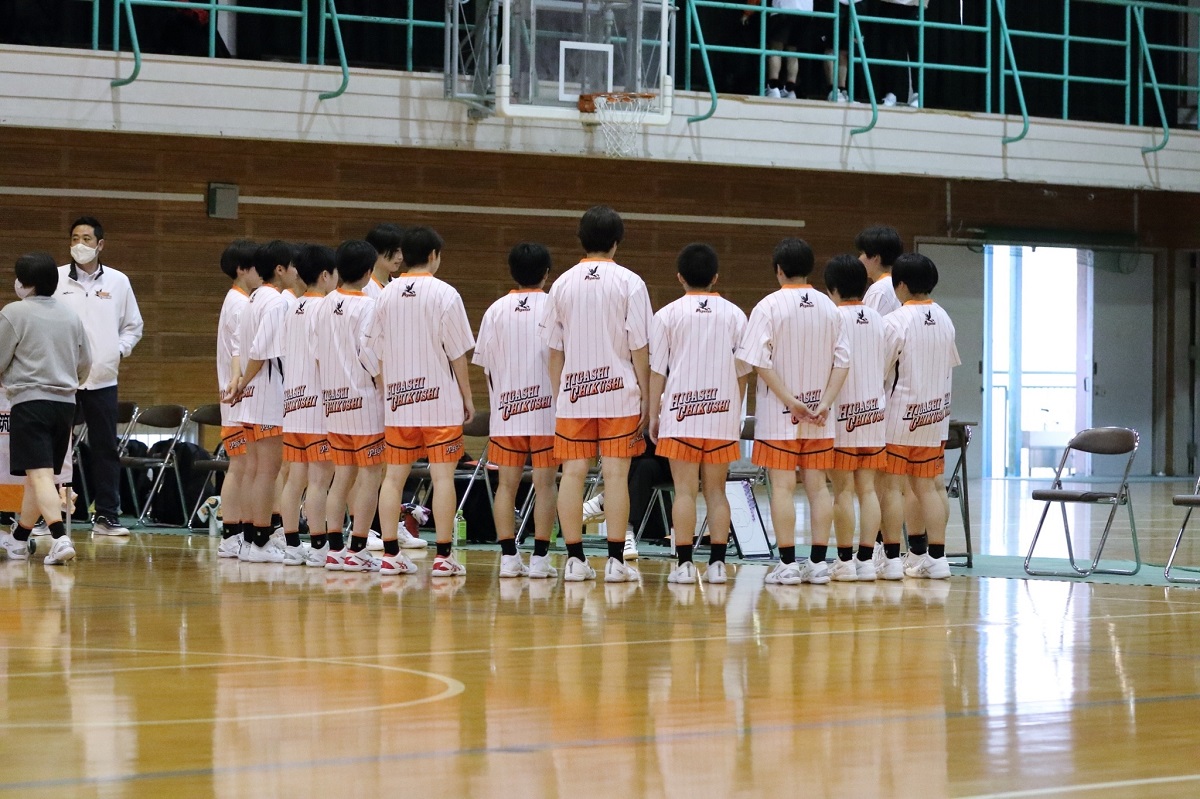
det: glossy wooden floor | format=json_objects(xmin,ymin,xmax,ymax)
[{"xmin": 3, "ymin": 480, "xmax": 1200, "ymax": 798}]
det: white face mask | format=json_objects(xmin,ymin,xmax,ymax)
[
  {"xmin": 71, "ymin": 243, "xmax": 98, "ymax": 265},
  {"xmin": 13, "ymin": 279, "xmax": 33, "ymax": 299}
]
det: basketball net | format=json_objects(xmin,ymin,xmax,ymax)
[{"xmin": 582, "ymin": 93, "xmax": 655, "ymax": 158}]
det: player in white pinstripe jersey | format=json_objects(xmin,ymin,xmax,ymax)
[
  {"xmin": 823, "ymin": 254, "xmax": 888, "ymax": 582},
  {"xmin": 274, "ymin": 244, "xmax": 302, "ymax": 544},
  {"xmin": 473, "ymin": 243, "xmax": 559, "ymax": 580},
  {"xmin": 736, "ymin": 238, "xmax": 849, "ymax": 586},
  {"xmin": 313, "ymin": 241, "xmax": 387, "ymax": 573},
  {"xmin": 214, "ymin": 239, "xmax": 259, "ymax": 559},
  {"xmin": 858, "ymin": 225, "xmax": 904, "ymax": 316},
  {"xmin": 538, "ymin": 206, "xmax": 652, "ymax": 584},
  {"xmin": 878, "ymin": 253, "xmax": 960, "ymax": 581},
  {"xmin": 364, "ymin": 222, "xmax": 404, "ymax": 299},
  {"xmin": 364, "ymin": 227, "xmax": 475, "ymax": 578},
  {"xmin": 648, "ymin": 243, "xmax": 751, "ymax": 586}
]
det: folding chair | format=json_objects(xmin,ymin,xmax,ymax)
[
  {"xmin": 119, "ymin": 404, "xmax": 190, "ymax": 527},
  {"xmin": 186, "ymin": 404, "xmax": 229, "ymax": 528},
  {"xmin": 73, "ymin": 400, "xmax": 138, "ymax": 516},
  {"xmin": 945, "ymin": 421, "xmax": 974, "ymax": 568},
  {"xmin": 454, "ymin": 411, "xmax": 494, "ymax": 516},
  {"xmin": 1164, "ymin": 476, "xmax": 1200, "ymax": 584},
  {"xmin": 1023, "ymin": 426, "xmax": 1141, "ymax": 578}
]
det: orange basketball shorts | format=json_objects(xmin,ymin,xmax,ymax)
[
  {"xmin": 883, "ymin": 443, "xmax": 946, "ymax": 477},
  {"xmin": 283, "ymin": 432, "xmax": 333, "ymax": 464},
  {"xmin": 385, "ymin": 426, "xmax": 465, "ymax": 465},
  {"xmin": 554, "ymin": 416, "xmax": 646, "ymax": 461},
  {"xmin": 656, "ymin": 437, "xmax": 739, "ymax": 465},
  {"xmin": 832, "ymin": 445, "xmax": 888, "ymax": 472},
  {"xmin": 752, "ymin": 438, "xmax": 835, "ymax": 471},
  {"xmin": 489, "ymin": 435, "xmax": 558, "ymax": 469},
  {"xmin": 221, "ymin": 425, "xmax": 249, "ymax": 458},
  {"xmin": 328, "ymin": 432, "xmax": 385, "ymax": 467}
]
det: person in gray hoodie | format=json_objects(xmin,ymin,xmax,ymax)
[{"xmin": 0, "ymin": 252, "xmax": 91, "ymax": 566}]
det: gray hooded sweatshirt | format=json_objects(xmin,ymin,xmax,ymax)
[{"xmin": 0, "ymin": 296, "xmax": 92, "ymax": 406}]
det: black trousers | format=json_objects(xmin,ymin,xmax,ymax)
[
  {"xmin": 871, "ymin": 1, "xmax": 920, "ymax": 99},
  {"xmin": 75, "ymin": 386, "xmax": 121, "ymax": 519}
]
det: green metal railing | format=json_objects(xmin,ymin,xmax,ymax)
[{"xmin": 316, "ymin": 0, "xmax": 446, "ymax": 100}]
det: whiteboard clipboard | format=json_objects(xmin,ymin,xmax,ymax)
[{"xmin": 725, "ymin": 480, "xmax": 773, "ymax": 559}]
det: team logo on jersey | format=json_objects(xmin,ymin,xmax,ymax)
[
  {"xmin": 283, "ymin": 385, "xmax": 318, "ymax": 415},
  {"xmin": 323, "ymin": 387, "xmax": 363, "ymax": 415},
  {"xmin": 333, "ymin": 300, "xmax": 345, "ymax": 316},
  {"xmin": 563, "ymin": 367, "xmax": 624, "ymax": 401},
  {"xmin": 444, "ymin": 440, "xmax": 464, "ymax": 457},
  {"xmin": 902, "ymin": 395, "xmax": 949, "ymax": 431},
  {"xmin": 924, "ymin": 310, "xmax": 936, "ymax": 325},
  {"xmin": 367, "ymin": 441, "xmax": 386, "ymax": 459},
  {"xmin": 798, "ymin": 293, "xmax": 814, "ymax": 308},
  {"xmin": 401, "ymin": 282, "xmax": 417, "ymax": 297},
  {"xmin": 669, "ymin": 388, "xmax": 730, "ymax": 421},
  {"xmin": 584, "ymin": 266, "xmax": 601, "ymax": 281},
  {"xmin": 837, "ymin": 398, "xmax": 884, "ymax": 431},
  {"xmin": 499, "ymin": 385, "xmax": 552, "ymax": 420},
  {"xmin": 695, "ymin": 299, "xmax": 712, "ymax": 314},
  {"xmin": 856, "ymin": 310, "xmax": 869, "ymax": 325},
  {"xmin": 386, "ymin": 377, "xmax": 440, "ymax": 411},
  {"xmin": 317, "ymin": 440, "xmax": 331, "ymax": 455},
  {"xmin": 94, "ymin": 290, "xmax": 112, "ymax": 299},
  {"xmin": 296, "ymin": 300, "xmax": 307, "ymax": 315},
  {"xmin": 515, "ymin": 297, "xmax": 531, "ymax": 313}
]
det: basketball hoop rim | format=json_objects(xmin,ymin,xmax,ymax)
[{"xmin": 577, "ymin": 92, "xmax": 659, "ymax": 115}]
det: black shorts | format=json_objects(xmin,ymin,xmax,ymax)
[
  {"xmin": 818, "ymin": 0, "xmax": 858, "ymax": 49},
  {"xmin": 767, "ymin": 11, "xmax": 820, "ymax": 52},
  {"xmin": 10, "ymin": 400, "xmax": 74, "ymax": 477}
]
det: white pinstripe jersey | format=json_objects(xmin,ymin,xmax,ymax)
[
  {"xmin": 217, "ymin": 286, "xmax": 250, "ymax": 427},
  {"xmin": 282, "ymin": 288, "xmax": 300, "ymax": 312},
  {"xmin": 363, "ymin": 276, "xmax": 386, "ymax": 300},
  {"xmin": 281, "ymin": 292, "xmax": 326, "ymax": 435},
  {"xmin": 883, "ymin": 300, "xmax": 960, "ymax": 446},
  {"xmin": 313, "ymin": 288, "xmax": 384, "ymax": 436},
  {"xmin": 234, "ymin": 285, "xmax": 288, "ymax": 426},
  {"xmin": 863, "ymin": 274, "xmax": 902, "ymax": 316},
  {"xmin": 737, "ymin": 285, "xmax": 850, "ymax": 441},
  {"xmin": 364, "ymin": 273, "xmax": 474, "ymax": 428},
  {"xmin": 538, "ymin": 258, "xmax": 653, "ymax": 419},
  {"xmin": 473, "ymin": 289, "xmax": 554, "ymax": 437},
  {"xmin": 834, "ymin": 301, "xmax": 887, "ymax": 448},
  {"xmin": 650, "ymin": 293, "xmax": 750, "ymax": 441}
]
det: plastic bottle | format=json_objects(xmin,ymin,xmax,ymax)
[{"xmin": 455, "ymin": 509, "xmax": 467, "ymax": 545}]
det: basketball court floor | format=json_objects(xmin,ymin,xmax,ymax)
[{"xmin": 2, "ymin": 478, "xmax": 1199, "ymax": 798}]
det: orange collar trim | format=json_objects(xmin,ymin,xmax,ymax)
[
  {"xmin": 509, "ymin": 288, "xmax": 545, "ymax": 294},
  {"xmin": 337, "ymin": 288, "xmax": 366, "ymax": 297}
]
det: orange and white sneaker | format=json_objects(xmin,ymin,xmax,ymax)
[{"xmin": 432, "ymin": 554, "xmax": 467, "ymax": 578}]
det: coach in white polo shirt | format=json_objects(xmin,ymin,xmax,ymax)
[{"xmin": 56, "ymin": 216, "xmax": 144, "ymax": 535}]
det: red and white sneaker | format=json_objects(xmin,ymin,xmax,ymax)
[
  {"xmin": 431, "ymin": 554, "xmax": 467, "ymax": 578},
  {"xmin": 324, "ymin": 548, "xmax": 348, "ymax": 571},
  {"xmin": 380, "ymin": 552, "xmax": 418, "ymax": 575},
  {"xmin": 342, "ymin": 549, "xmax": 381, "ymax": 573}
]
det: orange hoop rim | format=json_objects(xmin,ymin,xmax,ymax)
[{"xmin": 577, "ymin": 92, "xmax": 657, "ymax": 113}]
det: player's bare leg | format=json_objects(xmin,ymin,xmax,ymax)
[
  {"xmin": 323, "ymin": 464, "xmax": 357, "ymax": 569},
  {"xmin": 904, "ymin": 473, "xmax": 951, "ymax": 579},
  {"xmin": 495, "ymin": 465, "xmax": 527, "ymax": 578},
  {"xmin": 876, "ymin": 471, "xmax": 906, "ymax": 579},
  {"xmin": 376, "ymin": 463, "xmax": 416, "ymax": 574},
  {"xmin": 700, "ymin": 462, "xmax": 732, "ymax": 583},
  {"xmin": 280, "ymin": 459, "xmax": 307, "ymax": 563},
  {"xmin": 667, "ymin": 459, "xmax": 700, "ymax": 584},
  {"xmin": 764, "ymin": 468, "xmax": 802, "ymax": 584},
  {"xmin": 428, "ymin": 461, "xmax": 465, "ymax": 576},
  {"xmin": 600, "ymin": 456, "xmax": 638, "ymax": 582},
  {"xmin": 797, "ymin": 467, "xmax": 833, "ymax": 583},
  {"xmin": 301, "ymin": 461, "xmax": 334, "ymax": 566}
]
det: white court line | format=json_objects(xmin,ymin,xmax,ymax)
[{"xmin": 959, "ymin": 773, "xmax": 1200, "ymax": 798}]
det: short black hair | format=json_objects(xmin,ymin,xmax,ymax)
[
  {"xmin": 15, "ymin": 252, "xmax": 59, "ymax": 296},
  {"xmin": 854, "ymin": 225, "xmax": 903, "ymax": 267},
  {"xmin": 823, "ymin": 253, "xmax": 869, "ymax": 299},
  {"xmin": 219, "ymin": 239, "xmax": 258, "ymax": 280},
  {"xmin": 400, "ymin": 226, "xmax": 443, "ymax": 269},
  {"xmin": 677, "ymin": 243, "xmax": 718, "ymax": 289},
  {"xmin": 254, "ymin": 239, "xmax": 295, "ymax": 283},
  {"xmin": 366, "ymin": 223, "xmax": 404, "ymax": 259},
  {"xmin": 508, "ymin": 242, "xmax": 552, "ymax": 287},
  {"xmin": 891, "ymin": 252, "xmax": 939, "ymax": 295},
  {"xmin": 295, "ymin": 244, "xmax": 337, "ymax": 287},
  {"xmin": 335, "ymin": 240, "xmax": 376, "ymax": 285},
  {"xmin": 70, "ymin": 215, "xmax": 104, "ymax": 241},
  {"xmin": 578, "ymin": 206, "xmax": 624, "ymax": 253},
  {"xmin": 773, "ymin": 238, "xmax": 814, "ymax": 279}
]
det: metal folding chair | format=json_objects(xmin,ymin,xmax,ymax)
[
  {"xmin": 1023, "ymin": 426, "xmax": 1141, "ymax": 578},
  {"xmin": 945, "ymin": 420, "xmax": 974, "ymax": 568},
  {"xmin": 119, "ymin": 404, "xmax": 190, "ymax": 527},
  {"xmin": 454, "ymin": 411, "xmax": 494, "ymax": 516},
  {"xmin": 1165, "ymin": 476, "xmax": 1200, "ymax": 584},
  {"xmin": 186, "ymin": 404, "xmax": 228, "ymax": 528}
]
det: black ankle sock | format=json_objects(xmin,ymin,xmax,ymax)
[
  {"xmin": 49, "ymin": 521, "xmax": 66, "ymax": 539},
  {"xmin": 499, "ymin": 538, "xmax": 518, "ymax": 556},
  {"xmin": 566, "ymin": 542, "xmax": 586, "ymax": 562},
  {"xmin": 328, "ymin": 531, "xmax": 344, "ymax": 551},
  {"xmin": 676, "ymin": 544, "xmax": 693, "ymax": 564},
  {"xmin": 779, "ymin": 545, "xmax": 796, "ymax": 564},
  {"xmin": 909, "ymin": 533, "xmax": 928, "ymax": 556},
  {"xmin": 252, "ymin": 525, "xmax": 269, "ymax": 547},
  {"xmin": 436, "ymin": 541, "xmax": 453, "ymax": 558},
  {"xmin": 12, "ymin": 524, "xmax": 31, "ymax": 542},
  {"xmin": 533, "ymin": 539, "xmax": 550, "ymax": 558},
  {"xmin": 383, "ymin": 538, "xmax": 400, "ymax": 556},
  {"xmin": 784, "ymin": 82, "xmax": 796, "ymax": 94},
  {"xmin": 270, "ymin": 513, "xmax": 283, "ymax": 530},
  {"xmin": 767, "ymin": 78, "xmax": 782, "ymax": 89},
  {"xmin": 857, "ymin": 544, "xmax": 874, "ymax": 562},
  {"xmin": 876, "ymin": 530, "xmax": 884, "ymax": 544},
  {"xmin": 929, "ymin": 544, "xmax": 945, "ymax": 559},
  {"xmin": 709, "ymin": 543, "xmax": 727, "ymax": 564},
  {"xmin": 837, "ymin": 546, "xmax": 853, "ymax": 562},
  {"xmin": 285, "ymin": 532, "xmax": 301, "ymax": 548},
  {"xmin": 310, "ymin": 533, "xmax": 327, "ymax": 549},
  {"xmin": 607, "ymin": 540, "xmax": 624, "ymax": 561},
  {"xmin": 222, "ymin": 521, "xmax": 240, "ymax": 540},
  {"xmin": 810, "ymin": 544, "xmax": 828, "ymax": 564},
  {"xmin": 348, "ymin": 535, "xmax": 367, "ymax": 552},
  {"xmin": 298, "ymin": 517, "xmax": 310, "ymax": 536},
  {"xmin": 884, "ymin": 542, "xmax": 901, "ymax": 559}
]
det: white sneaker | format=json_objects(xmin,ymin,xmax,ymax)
[
  {"xmin": 704, "ymin": 561, "xmax": 728, "ymax": 584},
  {"xmin": 305, "ymin": 542, "xmax": 329, "ymax": 567},
  {"xmin": 877, "ymin": 555, "xmax": 904, "ymax": 581},
  {"xmin": 563, "ymin": 556, "xmax": 596, "ymax": 582},
  {"xmin": 343, "ymin": 549, "xmax": 382, "ymax": 573},
  {"xmin": 854, "ymin": 557, "xmax": 877, "ymax": 581},
  {"xmin": 246, "ymin": 543, "xmax": 284, "ymax": 563},
  {"xmin": 432, "ymin": 554, "xmax": 467, "ymax": 577},
  {"xmin": 765, "ymin": 560, "xmax": 802, "ymax": 585},
  {"xmin": 238, "ymin": 538, "xmax": 251, "ymax": 562},
  {"xmin": 528, "ymin": 554, "xmax": 558, "ymax": 579},
  {"xmin": 499, "ymin": 553, "xmax": 529, "ymax": 578},
  {"xmin": 829, "ymin": 88, "xmax": 850, "ymax": 103},
  {"xmin": 903, "ymin": 550, "xmax": 922, "ymax": 572},
  {"xmin": 43, "ymin": 536, "xmax": 75, "ymax": 566},
  {"xmin": 324, "ymin": 548, "xmax": 348, "ymax": 571},
  {"xmin": 380, "ymin": 552, "xmax": 417, "ymax": 575},
  {"xmin": 623, "ymin": 532, "xmax": 639, "ymax": 561},
  {"xmin": 798, "ymin": 559, "xmax": 831, "ymax": 584},
  {"xmin": 828, "ymin": 559, "xmax": 858, "ymax": 582},
  {"xmin": 91, "ymin": 516, "xmax": 130, "ymax": 536},
  {"xmin": 766, "ymin": 86, "xmax": 782, "ymax": 99},
  {"xmin": 668, "ymin": 561, "xmax": 697, "ymax": 584},
  {"xmin": 366, "ymin": 530, "xmax": 384, "ymax": 552},
  {"xmin": 31, "ymin": 520, "xmax": 50, "ymax": 537},
  {"xmin": 582, "ymin": 494, "xmax": 606, "ymax": 524},
  {"xmin": 909, "ymin": 91, "xmax": 920, "ymax": 108},
  {"xmin": 282, "ymin": 545, "xmax": 308, "ymax": 566},
  {"xmin": 882, "ymin": 91, "xmax": 898, "ymax": 107},
  {"xmin": 397, "ymin": 525, "xmax": 427, "ymax": 549},
  {"xmin": 783, "ymin": 88, "xmax": 797, "ymax": 99},
  {"xmin": 604, "ymin": 557, "xmax": 639, "ymax": 583},
  {"xmin": 904, "ymin": 552, "xmax": 951, "ymax": 580},
  {"xmin": 217, "ymin": 536, "xmax": 241, "ymax": 559}
]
